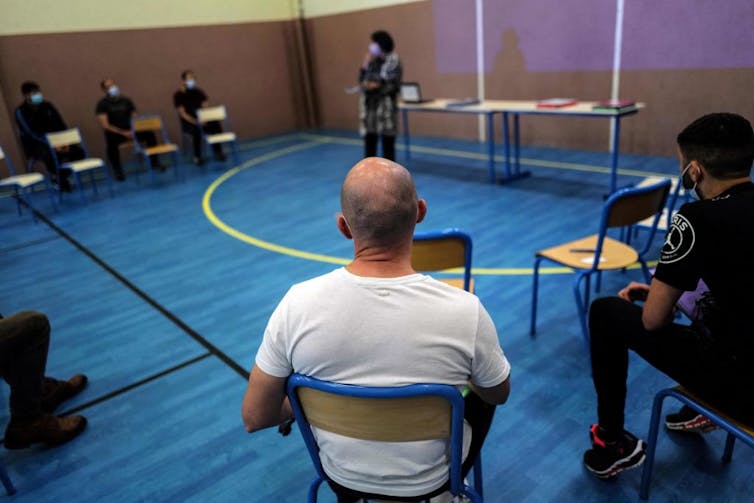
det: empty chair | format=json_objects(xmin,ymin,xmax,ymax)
[
  {"xmin": 196, "ymin": 105, "xmax": 239, "ymax": 164},
  {"xmin": 131, "ymin": 115, "xmax": 181, "ymax": 183},
  {"xmin": 46, "ymin": 128, "xmax": 113, "ymax": 203},
  {"xmin": 0, "ymin": 145, "xmax": 57, "ymax": 221},
  {"xmin": 530, "ymin": 179, "xmax": 671, "ymax": 350},
  {"xmin": 412, "ymin": 228, "xmax": 474, "ymax": 292},
  {"xmin": 287, "ymin": 373, "xmax": 484, "ymax": 502},
  {"xmin": 640, "ymin": 386, "xmax": 754, "ymax": 500}
]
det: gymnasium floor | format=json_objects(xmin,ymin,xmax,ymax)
[{"xmin": 1, "ymin": 130, "xmax": 752, "ymax": 502}]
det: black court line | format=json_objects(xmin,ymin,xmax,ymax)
[
  {"xmin": 60, "ymin": 352, "xmax": 213, "ymax": 416},
  {"xmin": 32, "ymin": 208, "xmax": 250, "ymax": 380},
  {"xmin": 0, "ymin": 234, "xmax": 61, "ymax": 254}
]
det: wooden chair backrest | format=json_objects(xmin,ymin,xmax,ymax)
[
  {"xmin": 607, "ymin": 182, "xmax": 670, "ymax": 228},
  {"xmin": 197, "ymin": 105, "xmax": 227, "ymax": 124},
  {"xmin": 132, "ymin": 116, "xmax": 164, "ymax": 133},
  {"xmin": 411, "ymin": 236, "xmax": 467, "ymax": 272},
  {"xmin": 46, "ymin": 128, "xmax": 82, "ymax": 149},
  {"xmin": 297, "ymin": 387, "xmax": 451, "ymax": 442}
]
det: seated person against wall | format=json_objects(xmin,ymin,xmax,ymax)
[
  {"xmin": 173, "ymin": 70, "xmax": 226, "ymax": 165},
  {"xmin": 242, "ymin": 157, "xmax": 511, "ymax": 501},
  {"xmin": 1, "ymin": 311, "xmax": 88, "ymax": 449},
  {"xmin": 95, "ymin": 78, "xmax": 162, "ymax": 181},
  {"xmin": 584, "ymin": 113, "xmax": 754, "ymax": 479},
  {"xmin": 15, "ymin": 81, "xmax": 83, "ymax": 192}
]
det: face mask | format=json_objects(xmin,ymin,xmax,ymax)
[
  {"xmin": 107, "ymin": 85, "xmax": 120, "ymax": 98},
  {"xmin": 185, "ymin": 79, "xmax": 196, "ymax": 89},
  {"xmin": 30, "ymin": 92, "xmax": 43, "ymax": 105},
  {"xmin": 680, "ymin": 162, "xmax": 701, "ymax": 199},
  {"xmin": 368, "ymin": 42, "xmax": 381, "ymax": 56}
]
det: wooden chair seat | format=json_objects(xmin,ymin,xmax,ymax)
[
  {"xmin": 205, "ymin": 132, "xmax": 236, "ymax": 144},
  {"xmin": 439, "ymin": 278, "xmax": 475, "ymax": 292},
  {"xmin": 62, "ymin": 158, "xmax": 105, "ymax": 172},
  {"xmin": 143, "ymin": 144, "xmax": 178, "ymax": 156},
  {"xmin": 0, "ymin": 172, "xmax": 44, "ymax": 188},
  {"xmin": 536, "ymin": 234, "xmax": 639, "ymax": 271}
]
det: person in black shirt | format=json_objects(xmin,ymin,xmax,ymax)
[
  {"xmin": 358, "ymin": 30, "xmax": 402, "ymax": 161},
  {"xmin": 583, "ymin": 113, "xmax": 754, "ymax": 479},
  {"xmin": 0, "ymin": 311, "xmax": 88, "ymax": 449},
  {"xmin": 173, "ymin": 70, "xmax": 225, "ymax": 165},
  {"xmin": 95, "ymin": 78, "xmax": 160, "ymax": 181},
  {"xmin": 15, "ymin": 81, "xmax": 83, "ymax": 191}
]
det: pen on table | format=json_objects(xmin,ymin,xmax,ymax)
[{"xmin": 569, "ymin": 248, "xmax": 596, "ymax": 253}]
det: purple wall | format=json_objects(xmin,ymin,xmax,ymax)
[{"xmin": 433, "ymin": 0, "xmax": 754, "ymax": 74}]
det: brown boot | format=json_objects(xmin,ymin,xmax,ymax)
[
  {"xmin": 4, "ymin": 414, "xmax": 87, "ymax": 449},
  {"xmin": 41, "ymin": 374, "xmax": 88, "ymax": 413}
]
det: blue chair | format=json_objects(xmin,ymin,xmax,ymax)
[
  {"xmin": 632, "ymin": 175, "xmax": 689, "ymax": 238},
  {"xmin": 196, "ymin": 105, "xmax": 240, "ymax": 165},
  {"xmin": 640, "ymin": 386, "xmax": 754, "ymax": 499},
  {"xmin": 131, "ymin": 115, "xmax": 182, "ymax": 184},
  {"xmin": 0, "ymin": 144, "xmax": 57, "ymax": 221},
  {"xmin": 46, "ymin": 128, "xmax": 114, "ymax": 203},
  {"xmin": 287, "ymin": 373, "xmax": 484, "ymax": 502},
  {"xmin": 530, "ymin": 179, "xmax": 671, "ymax": 351},
  {"xmin": 0, "ymin": 457, "xmax": 16, "ymax": 496},
  {"xmin": 412, "ymin": 229, "xmax": 473, "ymax": 292}
]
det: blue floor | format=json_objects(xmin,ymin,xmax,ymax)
[{"xmin": 1, "ymin": 130, "xmax": 751, "ymax": 501}]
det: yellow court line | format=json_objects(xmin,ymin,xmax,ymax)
[
  {"xmin": 202, "ymin": 138, "xmax": 660, "ymax": 276},
  {"xmin": 297, "ymin": 132, "xmax": 674, "ymax": 179}
]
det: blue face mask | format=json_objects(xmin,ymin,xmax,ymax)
[
  {"xmin": 30, "ymin": 92, "xmax": 43, "ymax": 105},
  {"xmin": 185, "ymin": 79, "xmax": 196, "ymax": 90},
  {"xmin": 107, "ymin": 85, "xmax": 120, "ymax": 98},
  {"xmin": 368, "ymin": 42, "xmax": 381, "ymax": 56}
]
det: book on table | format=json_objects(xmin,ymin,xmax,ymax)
[
  {"xmin": 592, "ymin": 99, "xmax": 636, "ymax": 112},
  {"xmin": 536, "ymin": 98, "xmax": 577, "ymax": 108}
]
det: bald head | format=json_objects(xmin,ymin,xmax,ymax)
[{"xmin": 340, "ymin": 157, "xmax": 421, "ymax": 245}]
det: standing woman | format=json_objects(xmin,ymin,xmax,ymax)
[{"xmin": 359, "ymin": 30, "xmax": 402, "ymax": 161}]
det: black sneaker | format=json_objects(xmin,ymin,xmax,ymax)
[
  {"xmin": 583, "ymin": 424, "xmax": 646, "ymax": 479},
  {"xmin": 665, "ymin": 405, "xmax": 717, "ymax": 433}
]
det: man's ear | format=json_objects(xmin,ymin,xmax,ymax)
[
  {"xmin": 690, "ymin": 160, "xmax": 705, "ymax": 183},
  {"xmin": 416, "ymin": 199, "xmax": 427, "ymax": 223},
  {"xmin": 337, "ymin": 214, "xmax": 353, "ymax": 240}
]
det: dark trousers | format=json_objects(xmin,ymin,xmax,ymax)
[
  {"xmin": 330, "ymin": 391, "xmax": 496, "ymax": 502},
  {"xmin": 364, "ymin": 133, "xmax": 396, "ymax": 161},
  {"xmin": 104, "ymin": 131, "xmax": 158, "ymax": 176},
  {"xmin": 27, "ymin": 142, "xmax": 84, "ymax": 185},
  {"xmin": 181, "ymin": 120, "xmax": 223, "ymax": 159},
  {"xmin": 589, "ymin": 296, "xmax": 754, "ymax": 438},
  {"xmin": 0, "ymin": 312, "xmax": 50, "ymax": 421}
]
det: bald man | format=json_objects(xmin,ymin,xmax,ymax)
[{"xmin": 242, "ymin": 158, "xmax": 511, "ymax": 501}]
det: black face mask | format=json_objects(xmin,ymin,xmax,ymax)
[{"xmin": 680, "ymin": 163, "xmax": 701, "ymax": 199}]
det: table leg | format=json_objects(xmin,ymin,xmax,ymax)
[
  {"xmin": 514, "ymin": 113, "xmax": 521, "ymax": 175},
  {"xmin": 402, "ymin": 108, "xmax": 411, "ymax": 163},
  {"xmin": 487, "ymin": 112, "xmax": 496, "ymax": 184},
  {"xmin": 610, "ymin": 116, "xmax": 621, "ymax": 194},
  {"xmin": 502, "ymin": 112, "xmax": 511, "ymax": 180}
]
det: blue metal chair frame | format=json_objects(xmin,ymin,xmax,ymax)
[
  {"xmin": 287, "ymin": 373, "xmax": 483, "ymax": 503},
  {"xmin": 196, "ymin": 106, "xmax": 240, "ymax": 165},
  {"xmin": 46, "ymin": 128, "xmax": 114, "ymax": 203},
  {"xmin": 0, "ymin": 457, "xmax": 16, "ymax": 495},
  {"xmin": 412, "ymin": 228, "xmax": 473, "ymax": 292},
  {"xmin": 530, "ymin": 179, "xmax": 671, "ymax": 352},
  {"xmin": 640, "ymin": 386, "xmax": 754, "ymax": 499},
  {"xmin": 0, "ymin": 145, "xmax": 58, "ymax": 222},
  {"xmin": 130, "ymin": 115, "xmax": 182, "ymax": 185}
]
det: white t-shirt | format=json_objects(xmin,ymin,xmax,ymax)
[{"xmin": 255, "ymin": 268, "xmax": 510, "ymax": 497}]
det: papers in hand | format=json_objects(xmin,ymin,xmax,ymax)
[{"xmin": 344, "ymin": 86, "xmax": 361, "ymax": 95}]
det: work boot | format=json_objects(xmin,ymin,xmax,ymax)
[
  {"xmin": 4, "ymin": 414, "xmax": 87, "ymax": 449},
  {"xmin": 41, "ymin": 374, "xmax": 88, "ymax": 413}
]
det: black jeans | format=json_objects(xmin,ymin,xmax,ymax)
[
  {"xmin": 104, "ymin": 131, "xmax": 159, "ymax": 176},
  {"xmin": 330, "ymin": 391, "xmax": 496, "ymax": 502},
  {"xmin": 364, "ymin": 133, "xmax": 396, "ymax": 161},
  {"xmin": 0, "ymin": 312, "xmax": 50, "ymax": 421},
  {"xmin": 589, "ymin": 296, "xmax": 754, "ymax": 438},
  {"xmin": 181, "ymin": 120, "xmax": 223, "ymax": 159}
]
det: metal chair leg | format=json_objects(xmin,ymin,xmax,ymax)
[
  {"xmin": 0, "ymin": 457, "xmax": 16, "ymax": 496},
  {"xmin": 722, "ymin": 433, "xmax": 736, "ymax": 463},
  {"xmin": 572, "ymin": 273, "xmax": 590, "ymax": 354},
  {"xmin": 530, "ymin": 256, "xmax": 544, "ymax": 336},
  {"xmin": 640, "ymin": 390, "xmax": 668, "ymax": 499}
]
